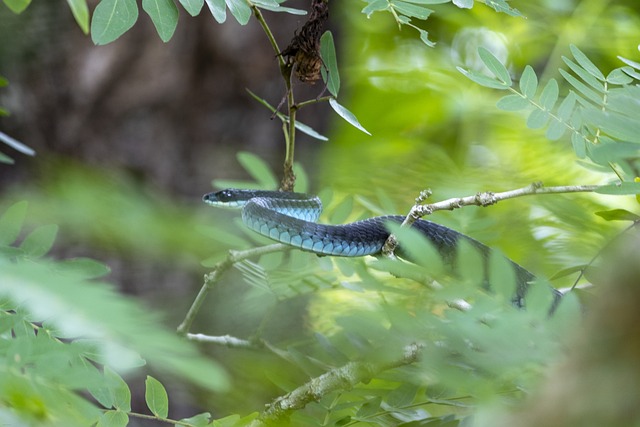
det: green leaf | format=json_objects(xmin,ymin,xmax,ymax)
[
  {"xmin": 237, "ymin": 151, "xmax": 278, "ymax": 188},
  {"xmin": 539, "ymin": 79, "xmax": 558, "ymax": 111},
  {"xmin": 526, "ymin": 109, "xmax": 548, "ymax": 129},
  {"xmin": 559, "ymin": 69, "xmax": 603, "ymax": 105},
  {"xmin": 549, "ymin": 264, "xmax": 587, "ymax": 280},
  {"xmin": 329, "ymin": 98, "xmax": 371, "ymax": 135},
  {"xmin": 177, "ymin": 0, "xmax": 203, "ymax": 15},
  {"xmin": 618, "ymin": 55, "xmax": 640, "ymax": 70},
  {"xmin": 594, "ymin": 209, "xmax": 640, "ymax": 222},
  {"xmin": 145, "ymin": 376, "xmax": 169, "ymax": 418},
  {"xmin": 569, "ymin": 44, "xmax": 604, "ymax": 81},
  {"xmin": 606, "ymin": 68, "xmax": 634, "ymax": 85},
  {"xmin": 453, "ymin": 0, "xmax": 473, "ymax": 6},
  {"xmin": 546, "ymin": 92, "xmax": 576, "ymax": 140},
  {"xmin": 104, "ymin": 367, "xmax": 132, "ymax": 412},
  {"xmin": 562, "ymin": 57, "xmax": 605, "ymax": 94},
  {"xmin": 478, "ymin": 47, "xmax": 512, "ymax": 86},
  {"xmin": 179, "ymin": 412, "xmax": 212, "ymax": 426},
  {"xmin": 595, "ymin": 182, "xmax": 640, "ymax": 195},
  {"xmin": 496, "ymin": 94, "xmax": 529, "ymax": 111},
  {"xmin": 0, "ymin": 131, "xmax": 35, "ymax": 156},
  {"xmin": 91, "ymin": 0, "xmax": 139, "ymax": 45},
  {"xmin": 386, "ymin": 222, "xmax": 444, "ymax": 275},
  {"xmin": 293, "ymin": 120, "xmax": 328, "ymax": 141},
  {"xmin": 582, "ymin": 109, "xmax": 640, "ymax": 143},
  {"xmin": 96, "ymin": 410, "xmax": 129, "ymax": 427},
  {"xmin": 56, "ymin": 257, "xmax": 112, "ymax": 279},
  {"xmin": 417, "ymin": 29, "xmax": 435, "ymax": 47},
  {"xmin": 390, "ymin": 0, "xmax": 433, "ymax": 19},
  {"xmin": 20, "ymin": 224, "xmax": 58, "ymax": 257},
  {"xmin": 403, "ymin": 0, "xmax": 449, "ymax": 3},
  {"xmin": 252, "ymin": 0, "xmax": 306, "ymax": 14},
  {"xmin": 2, "ymin": 0, "xmax": 31, "ymax": 13},
  {"xmin": 142, "ymin": 0, "xmax": 179, "ymax": 42},
  {"xmin": 0, "ymin": 152, "xmax": 14, "ymax": 164},
  {"xmin": 225, "ymin": 0, "xmax": 251, "ymax": 24},
  {"xmin": 519, "ymin": 65, "xmax": 538, "ymax": 99},
  {"xmin": 204, "ymin": 0, "xmax": 226, "ymax": 22},
  {"xmin": 362, "ymin": 0, "xmax": 388, "ymax": 17},
  {"xmin": 66, "ymin": 0, "xmax": 90, "ymax": 34},
  {"xmin": 0, "ymin": 201, "xmax": 28, "ymax": 246},
  {"xmin": 457, "ymin": 67, "xmax": 509, "ymax": 89},
  {"xmin": 320, "ymin": 31, "xmax": 340, "ymax": 97},
  {"xmin": 571, "ymin": 132, "xmax": 586, "ymax": 158}
]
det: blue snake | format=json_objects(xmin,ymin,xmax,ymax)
[{"xmin": 203, "ymin": 189, "xmax": 561, "ymax": 307}]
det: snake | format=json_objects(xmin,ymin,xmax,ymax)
[{"xmin": 203, "ymin": 189, "xmax": 561, "ymax": 308}]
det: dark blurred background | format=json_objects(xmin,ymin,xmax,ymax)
[{"xmin": 1, "ymin": 0, "xmax": 640, "ymax": 420}]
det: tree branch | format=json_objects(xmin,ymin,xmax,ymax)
[
  {"xmin": 177, "ymin": 243, "xmax": 288, "ymax": 335},
  {"xmin": 249, "ymin": 343, "xmax": 425, "ymax": 426},
  {"xmin": 382, "ymin": 182, "xmax": 602, "ymax": 256}
]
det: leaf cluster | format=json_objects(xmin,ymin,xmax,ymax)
[{"xmin": 0, "ymin": 202, "xmax": 228, "ymax": 426}]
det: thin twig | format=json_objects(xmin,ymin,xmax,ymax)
[
  {"xmin": 382, "ymin": 182, "xmax": 602, "ymax": 256},
  {"xmin": 177, "ymin": 244, "xmax": 288, "ymax": 335}
]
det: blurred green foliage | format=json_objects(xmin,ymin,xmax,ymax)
[{"xmin": 1, "ymin": 0, "xmax": 640, "ymax": 426}]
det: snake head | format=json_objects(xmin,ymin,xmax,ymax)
[{"xmin": 203, "ymin": 189, "xmax": 254, "ymax": 208}]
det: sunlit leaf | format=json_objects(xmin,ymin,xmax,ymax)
[
  {"xmin": 91, "ymin": 0, "xmax": 139, "ymax": 45},
  {"xmin": 594, "ymin": 209, "xmax": 640, "ymax": 221},
  {"xmin": 478, "ymin": 47, "xmax": 512, "ymax": 85},
  {"xmin": 329, "ymin": 98, "xmax": 371, "ymax": 135},
  {"xmin": 145, "ymin": 376, "xmax": 169, "ymax": 418},
  {"xmin": 66, "ymin": 0, "xmax": 90, "ymax": 34},
  {"xmin": 320, "ymin": 31, "xmax": 340, "ymax": 97},
  {"xmin": 142, "ymin": 0, "xmax": 179, "ymax": 42}
]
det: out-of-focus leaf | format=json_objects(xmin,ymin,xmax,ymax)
[
  {"xmin": 66, "ymin": 0, "xmax": 90, "ymax": 34},
  {"xmin": 320, "ymin": 31, "xmax": 340, "ymax": 97},
  {"xmin": 0, "ymin": 201, "xmax": 28, "ymax": 246},
  {"xmin": 237, "ymin": 151, "xmax": 278, "ymax": 188},
  {"xmin": 204, "ymin": 0, "xmax": 226, "ymax": 22},
  {"xmin": 595, "ymin": 182, "xmax": 640, "ymax": 195},
  {"xmin": 3, "ymin": 0, "xmax": 31, "ymax": 13},
  {"xmin": 549, "ymin": 264, "xmax": 587, "ymax": 280},
  {"xmin": 0, "ymin": 131, "xmax": 35, "ymax": 156},
  {"xmin": 478, "ymin": 47, "xmax": 512, "ymax": 85},
  {"xmin": 91, "ymin": 0, "xmax": 139, "ymax": 45},
  {"xmin": 145, "ymin": 376, "xmax": 169, "ymax": 418},
  {"xmin": 594, "ymin": 209, "xmax": 640, "ymax": 222},
  {"xmin": 20, "ymin": 224, "xmax": 58, "ymax": 258},
  {"xmin": 418, "ymin": 29, "xmax": 435, "ymax": 47},
  {"xmin": 329, "ymin": 99, "xmax": 371, "ymax": 135},
  {"xmin": 177, "ymin": 0, "xmax": 203, "ymax": 15},
  {"xmin": 225, "ymin": 0, "xmax": 251, "ymax": 24},
  {"xmin": 142, "ymin": 0, "xmax": 179, "ymax": 42},
  {"xmin": 526, "ymin": 109, "xmax": 548, "ymax": 129},
  {"xmin": 180, "ymin": 412, "xmax": 211, "ymax": 426},
  {"xmin": 55, "ymin": 258, "xmax": 112, "ymax": 279}
]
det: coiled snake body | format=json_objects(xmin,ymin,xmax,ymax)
[{"xmin": 204, "ymin": 189, "xmax": 560, "ymax": 307}]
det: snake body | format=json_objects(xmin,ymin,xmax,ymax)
[{"xmin": 204, "ymin": 189, "xmax": 559, "ymax": 307}]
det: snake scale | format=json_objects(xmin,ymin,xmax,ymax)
[{"xmin": 203, "ymin": 189, "xmax": 562, "ymax": 308}]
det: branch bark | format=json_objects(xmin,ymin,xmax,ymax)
[{"xmin": 382, "ymin": 182, "xmax": 601, "ymax": 256}]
